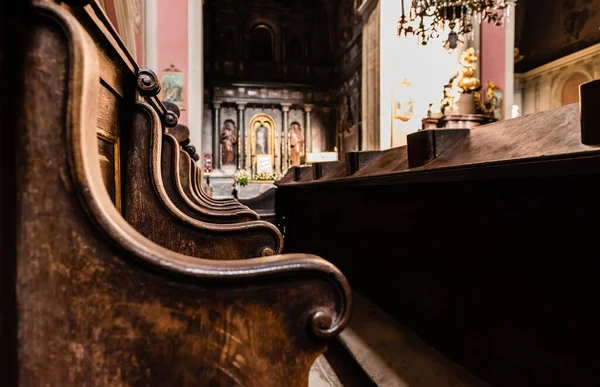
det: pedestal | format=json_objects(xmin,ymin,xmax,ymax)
[{"xmin": 438, "ymin": 114, "xmax": 495, "ymax": 129}]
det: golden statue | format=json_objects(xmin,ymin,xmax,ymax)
[
  {"xmin": 440, "ymin": 75, "xmax": 459, "ymax": 115},
  {"xmin": 456, "ymin": 47, "xmax": 481, "ymax": 93}
]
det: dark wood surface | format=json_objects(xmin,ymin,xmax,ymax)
[
  {"xmin": 15, "ymin": 3, "xmax": 351, "ymax": 386},
  {"xmin": 277, "ymin": 94, "xmax": 600, "ymax": 385},
  {"xmin": 239, "ymin": 188, "xmax": 277, "ymax": 222}
]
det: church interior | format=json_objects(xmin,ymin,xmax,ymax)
[{"xmin": 3, "ymin": 0, "xmax": 600, "ymax": 385}]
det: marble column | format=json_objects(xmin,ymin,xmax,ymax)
[
  {"xmin": 304, "ymin": 104, "xmax": 314, "ymax": 155},
  {"xmin": 281, "ymin": 103, "xmax": 291, "ymax": 172},
  {"xmin": 504, "ymin": 0, "xmax": 518, "ymax": 117},
  {"xmin": 236, "ymin": 103, "xmax": 246, "ymax": 169},
  {"xmin": 212, "ymin": 101, "xmax": 222, "ymax": 170}
]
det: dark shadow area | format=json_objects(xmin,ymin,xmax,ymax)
[{"xmin": 0, "ymin": 0, "xmax": 31, "ymax": 385}]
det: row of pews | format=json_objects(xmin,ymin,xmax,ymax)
[
  {"xmin": 277, "ymin": 80, "xmax": 600, "ymax": 386},
  {"xmin": 8, "ymin": 1, "xmax": 351, "ymax": 385}
]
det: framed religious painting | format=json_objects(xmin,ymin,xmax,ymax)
[{"xmin": 160, "ymin": 65, "xmax": 185, "ymax": 109}]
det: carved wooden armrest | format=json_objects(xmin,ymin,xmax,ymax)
[{"xmin": 19, "ymin": 2, "xmax": 351, "ymax": 385}]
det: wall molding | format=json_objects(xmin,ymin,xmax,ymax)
[{"xmin": 515, "ymin": 44, "xmax": 600, "ymax": 114}]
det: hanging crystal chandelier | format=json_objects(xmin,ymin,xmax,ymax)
[{"xmin": 397, "ymin": 0, "xmax": 509, "ymax": 50}]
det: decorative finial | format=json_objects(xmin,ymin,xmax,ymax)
[
  {"xmin": 137, "ymin": 68, "xmax": 161, "ymax": 96},
  {"xmin": 164, "ymin": 110, "xmax": 178, "ymax": 127},
  {"xmin": 184, "ymin": 144, "xmax": 196, "ymax": 157}
]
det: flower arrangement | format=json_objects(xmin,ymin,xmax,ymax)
[
  {"xmin": 253, "ymin": 172, "xmax": 278, "ymax": 181},
  {"xmin": 234, "ymin": 169, "xmax": 249, "ymax": 186}
]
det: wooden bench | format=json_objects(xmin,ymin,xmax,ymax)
[
  {"xmin": 11, "ymin": 2, "xmax": 351, "ymax": 385},
  {"xmin": 163, "ymin": 103, "xmax": 253, "ymax": 213},
  {"xmin": 277, "ymin": 93, "xmax": 600, "ymax": 385},
  {"xmin": 61, "ymin": 0, "xmax": 284, "ymax": 258}
]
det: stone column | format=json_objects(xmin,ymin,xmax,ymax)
[
  {"xmin": 237, "ymin": 103, "xmax": 244, "ymax": 169},
  {"xmin": 504, "ymin": 0, "xmax": 518, "ymax": 117},
  {"xmin": 360, "ymin": 0, "xmax": 381, "ymax": 150},
  {"xmin": 281, "ymin": 103, "xmax": 291, "ymax": 172},
  {"xmin": 236, "ymin": 103, "xmax": 246, "ymax": 169},
  {"xmin": 304, "ymin": 104, "xmax": 314, "ymax": 155},
  {"xmin": 212, "ymin": 101, "xmax": 222, "ymax": 170}
]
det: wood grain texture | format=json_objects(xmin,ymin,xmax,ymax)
[
  {"xmin": 278, "ymin": 104, "xmax": 600, "ymax": 188},
  {"xmin": 97, "ymin": 83, "xmax": 120, "ymax": 137},
  {"xmin": 18, "ymin": 4, "xmax": 350, "ymax": 386}
]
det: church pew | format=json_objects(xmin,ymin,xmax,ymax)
[
  {"xmin": 159, "ymin": 101, "xmax": 255, "ymax": 215},
  {"xmin": 16, "ymin": 2, "xmax": 350, "ymax": 385},
  {"xmin": 157, "ymin": 122, "xmax": 260, "ymax": 222},
  {"xmin": 276, "ymin": 98, "xmax": 600, "ymax": 386},
  {"xmin": 129, "ymin": 91, "xmax": 282, "ymax": 256},
  {"xmin": 163, "ymin": 102, "xmax": 251, "ymax": 212},
  {"xmin": 180, "ymin": 146, "xmax": 251, "ymax": 212},
  {"xmin": 70, "ymin": 1, "xmax": 282, "ymax": 256}
]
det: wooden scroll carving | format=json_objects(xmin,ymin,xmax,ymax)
[{"xmin": 17, "ymin": 3, "xmax": 350, "ymax": 385}]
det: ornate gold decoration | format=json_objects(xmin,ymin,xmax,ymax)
[
  {"xmin": 249, "ymin": 113, "xmax": 276, "ymax": 172},
  {"xmin": 456, "ymin": 47, "xmax": 481, "ymax": 93},
  {"xmin": 475, "ymin": 81, "xmax": 500, "ymax": 118}
]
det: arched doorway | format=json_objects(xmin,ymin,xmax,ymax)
[{"xmin": 248, "ymin": 113, "xmax": 276, "ymax": 175}]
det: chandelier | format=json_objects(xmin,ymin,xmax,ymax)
[{"xmin": 397, "ymin": 0, "xmax": 509, "ymax": 50}]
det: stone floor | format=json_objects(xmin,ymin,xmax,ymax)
[
  {"xmin": 308, "ymin": 291, "xmax": 487, "ymax": 387},
  {"xmin": 206, "ymin": 172, "xmax": 275, "ymax": 199}
]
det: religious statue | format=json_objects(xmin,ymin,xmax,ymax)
[
  {"xmin": 289, "ymin": 122, "xmax": 304, "ymax": 167},
  {"xmin": 255, "ymin": 126, "xmax": 268, "ymax": 155},
  {"xmin": 220, "ymin": 120, "xmax": 237, "ymax": 165}
]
